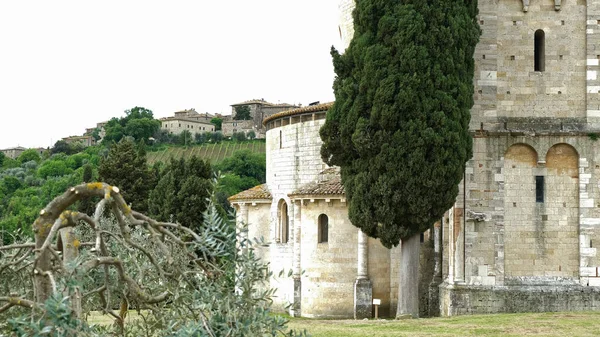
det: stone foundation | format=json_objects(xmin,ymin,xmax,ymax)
[
  {"xmin": 292, "ymin": 278, "xmax": 301, "ymax": 317},
  {"xmin": 440, "ymin": 282, "xmax": 600, "ymax": 316},
  {"xmin": 354, "ymin": 278, "xmax": 373, "ymax": 319}
]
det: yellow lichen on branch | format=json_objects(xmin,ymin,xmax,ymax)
[{"xmin": 87, "ymin": 182, "xmax": 104, "ymax": 190}]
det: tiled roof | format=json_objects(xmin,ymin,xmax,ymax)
[
  {"xmin": 231, "ymin": 99, "xmax": 274, "ymax": 106},
  {"xmin": 159, "ymin": 116, "xmax": 214, "ymax": 125},
  {"xmin": 1, "ymin": 146, "xmax": 26, "ymax": 151},
  {"xmin": 265, "ymin": 103, "xmax": 297, "ymax": 107},
  {"xmin": 289, "ymin": 175, "xmax": 345, "ymax": 197},
  {"xmin": 320, "ymin": 167, "xmax": 340, "ymax": 175},
  {"xmin": 263, "ymin": 102, "xmax": 333, "ymax": 126},
  {"xmin": 228, "ymin": 184, "xmax": 272, "ymax": 201}
]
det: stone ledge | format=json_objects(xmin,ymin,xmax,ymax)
[{"xmin": 440, "ymin": 282, "xmax": 600, "ymax": 316}]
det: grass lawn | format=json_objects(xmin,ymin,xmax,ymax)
[
  {"xmin": 88, "ymin": 311, "xmax": 600, "ymax": 336},
  {"xmin": 285, "ymin": 312, "xmax": 600, "ymax": 337}
]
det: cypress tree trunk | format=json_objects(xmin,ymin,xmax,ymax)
[{"xmin": 397, "ymin": 234, "xmax": 420, "ymax": 318}]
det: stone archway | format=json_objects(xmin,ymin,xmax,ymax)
[
  {"xmin": 543, "ymin": 143, "xmax": 579, "ymax": 278},
  {"xmin": 503, "ymin": 143, "xmax": 538, "ymax": 279}
]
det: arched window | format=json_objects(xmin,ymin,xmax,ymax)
[
  {"xmin": 278, "ymin": 200, "xmax": 289, "ymax": 243},
  {"xmin": 534, "ymin": 29, "xmax": 545, "ymax": 72},
  {"xmin": 318, "ymin": 214, "xmax": 328, "ymax": 243}
]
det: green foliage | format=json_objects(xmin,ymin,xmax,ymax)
[
  {"xmin": 37, "ymin": 160, "xmax": 73, "ymax": 179},
  {"xmin": 320, "ymin": 0, "xmax": 480, "ymax": 246},
  {"xmin": 18, "ymin": 149, "xmax": 41, "ymax": 164},
  {"xmin": 123, "ymin": 117, "xmax": 161, "ymax": 143},
  {"xmin": 232, "ymin": 131, "xmax": 247, "ymax": 142},
  {"xmin": 210, "ymin": 117, "xmax": 223, "ymax": 131},
  {"xmin": 247, "ymin": 130, "xmax": 256, "ymax": 140},
  {"xmin": 194, "ymin": 131, "xmax": 211, "ymax": 144},
  {"xmin": 234, "ymin": 105, "xmax": 252, "ymax": 120},
  {"xmin": 589, "ymin": 133, "xmax": 599, "ymax": 141},
  {"xmin": 51, "ymin": 140, "xmax": 76, "ymax": 155},
  {"xmin": 1, "ymin": 192, "xmax": 306, "ymax": 336},
  {"xmin": 2, "ymin": 175, "xmax": 22, "ymax": 194},
  {"xmin": 102, "ymin": 107, "xmax": 160, "ymax": 144},
  {"xmin": 7, "ymin": 295, "xmax": 98, "ymax": 337},
  {"xmin": 2, "ymin": 157, "xmax": 18, "ymax": 169},
  {"xmin": 0, "ymin": 148, "xmax": 101, "ymax": 243},
  {"xmin": 0, "ymin": 151, "xmax": 5, "ymax": 167},
  {"xmin": 65, "ymin": 152, "xmax": 91, "ymax": 170},
  {"xmin": 211, "ymin": 131, "xmax": 224, "ymax": 143},
  {"xmin": 149, "ymin": 156, "xmax": 213, "ymax": 232},
  {"xmin": 218, "ymin": 174, "xmax": 260, "ymax": 196},
  {"xmin": 91, "ymin": 128, "xmax": 102, "ymax": 142},
  {"xmin": 215, "ymin": 149, "xmax": 266, "ymax": 184},
  {"xmin": 179, "ymin": 130, "xmax": 193, "ymax": 146},
  {"xmin": 101, "ymin": 118, "xmax": 124, "ymax": 144},
  {"xmin": 77, "ymin": 164, "xmax": 97, "ymax": 215},
  {"xmin": 98, "ymin": 138, "xmax": 154, "ymax": 212},
  {"xmin": 214, "ymin": 149, "xmax": 266, "ymax": 212}
]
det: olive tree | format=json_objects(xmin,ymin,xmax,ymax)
[{"xmin": 0, "ymin": 182, "xmax": 306, "ymax": 336}]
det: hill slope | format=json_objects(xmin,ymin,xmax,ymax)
[{"xmin": 147, "ymin": 141, "xmax": 266, "ymax": 165}]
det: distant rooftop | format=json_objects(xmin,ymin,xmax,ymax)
[
  {"xmin": 263, "ymin": 102, "xmax": 333, "ymax": 125},
  {"xmin": 228, "ymin": 184, "xmax": 272, "ymax": 201},
  {"xmin": 289, "ymin": 174, "xmax": 345, "ymax": 197}
]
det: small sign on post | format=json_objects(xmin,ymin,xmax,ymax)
[{"xmin": 373, "ymin": 298, "xmax": 381, "ymax": 319}]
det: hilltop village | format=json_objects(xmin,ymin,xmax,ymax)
[{"xmin": 0, "ymin": 98, "xmax": 302, "ymax": 159}]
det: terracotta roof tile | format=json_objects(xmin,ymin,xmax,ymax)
[
  {"xmin": 289, "ymin": 175, "xmax": 345, "ymax": 197},
  {"xmin": 159, "ymin": 116, "xmax": 214, "ymax": 125},
  {"xmin": 263, "ymin": 102, "xmax": 333, "ymax": 126},
  {"xmin": 228, "ymin": 184, "xmax": 272, "ymax": 201},
  {"xmin": 231, "ymin": 99, "xmax": 274, "ymax": 106},
  {"xmin": 319, "ymin": 167, "xmax": 340, "ymax": 175}
]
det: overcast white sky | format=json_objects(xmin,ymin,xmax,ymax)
[{"xmin": 0, "ymin": 1, "xmax": 341, "ymax": 149}]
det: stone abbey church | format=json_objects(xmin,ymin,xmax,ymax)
[{"xmin": 231, "ymin": 0, "xmax": 600, "ymax": 318}]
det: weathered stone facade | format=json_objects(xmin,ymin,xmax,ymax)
[
  {"xmin": 160, "ymin": 116, "xmax": 215, "ymax": 135},
  {"xmin": 441, "ymin": 0, "xmax": 600, "ymax": 316},
  {"xmin": 225, "ymin": 100, "xmax": 297, "ymax": 139},
  {"xmin": 0, "ymin": 146, "xmax": 26, "ymax": 159},
  {"xmin": 62, "ymin": 135, "xmax": 95, "ymax": 147},
  {"xmin": 232, "ymin": 0, "xmax": 600, "ymax": 318},
  {"xmin": 230, "ymin": 104, "xmax": 403, "ymax": 318}
]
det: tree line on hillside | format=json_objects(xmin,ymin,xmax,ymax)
[
  {"xmin": 0, "ymin": 137, "xmax": 265, "ymax": 245},
  {"xmin": 0, "ymin": 145, "xmax": 298, "ymax": 336},
  {"xmin": 76, "ymin": 106, "xmax": 255, "ymax": 150}
]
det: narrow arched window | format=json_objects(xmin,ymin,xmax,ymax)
[
  {"xmin": 534, "ymin": 29, "xmax": 545, "ymax": 72},
  {"xmin": 318, "ymin": 214, "xmax": 328, "ymax": 243},
  {"xmin": 278, "ymin": 200, "xmax": 289, "ymax": 243}
]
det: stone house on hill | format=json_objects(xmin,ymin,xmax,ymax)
[
  {"xmin": 1, "ymin": 146, "xmax": 26, "ymax": 159},
  {"xmin": 229, "ymin": 0, "xmax": 600, "ymax": 319},
  {"xmin": 223, "ymin": 99, "xmax": 297, "ymax": 139},
  {"xmin": 159, "ymin": 113, "xmax": 215, "ymax": 136},
  {"xmin": 62, "ymin": 135, "xmax": 94, "ymax": 147}
]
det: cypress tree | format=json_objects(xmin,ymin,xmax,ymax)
[
  {"xmin": 320, "ymin": 0, "xmax": 479, "ymax": 317},
  {"xmin": 98, "ymin": 138, "xmax": 153, "ymax": 212},
  {"xmin": 78, "ymin": 164, "xmax": 97, "ymax": 215},
  {"xmin": 148, "ymin": 156, "xmax": 213, "ymax": 232}
]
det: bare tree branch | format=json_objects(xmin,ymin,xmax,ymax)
[
  {"xmin": 0, "ymin": 243, "xmax": 35, "ymax": 251},
  {"xmin": 81, "ymin": 257, "xmax": 169, "ymax": 304},
  {"xmin": 0, "ymin": 297, "xmax": 41, "ymax": 311}
]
